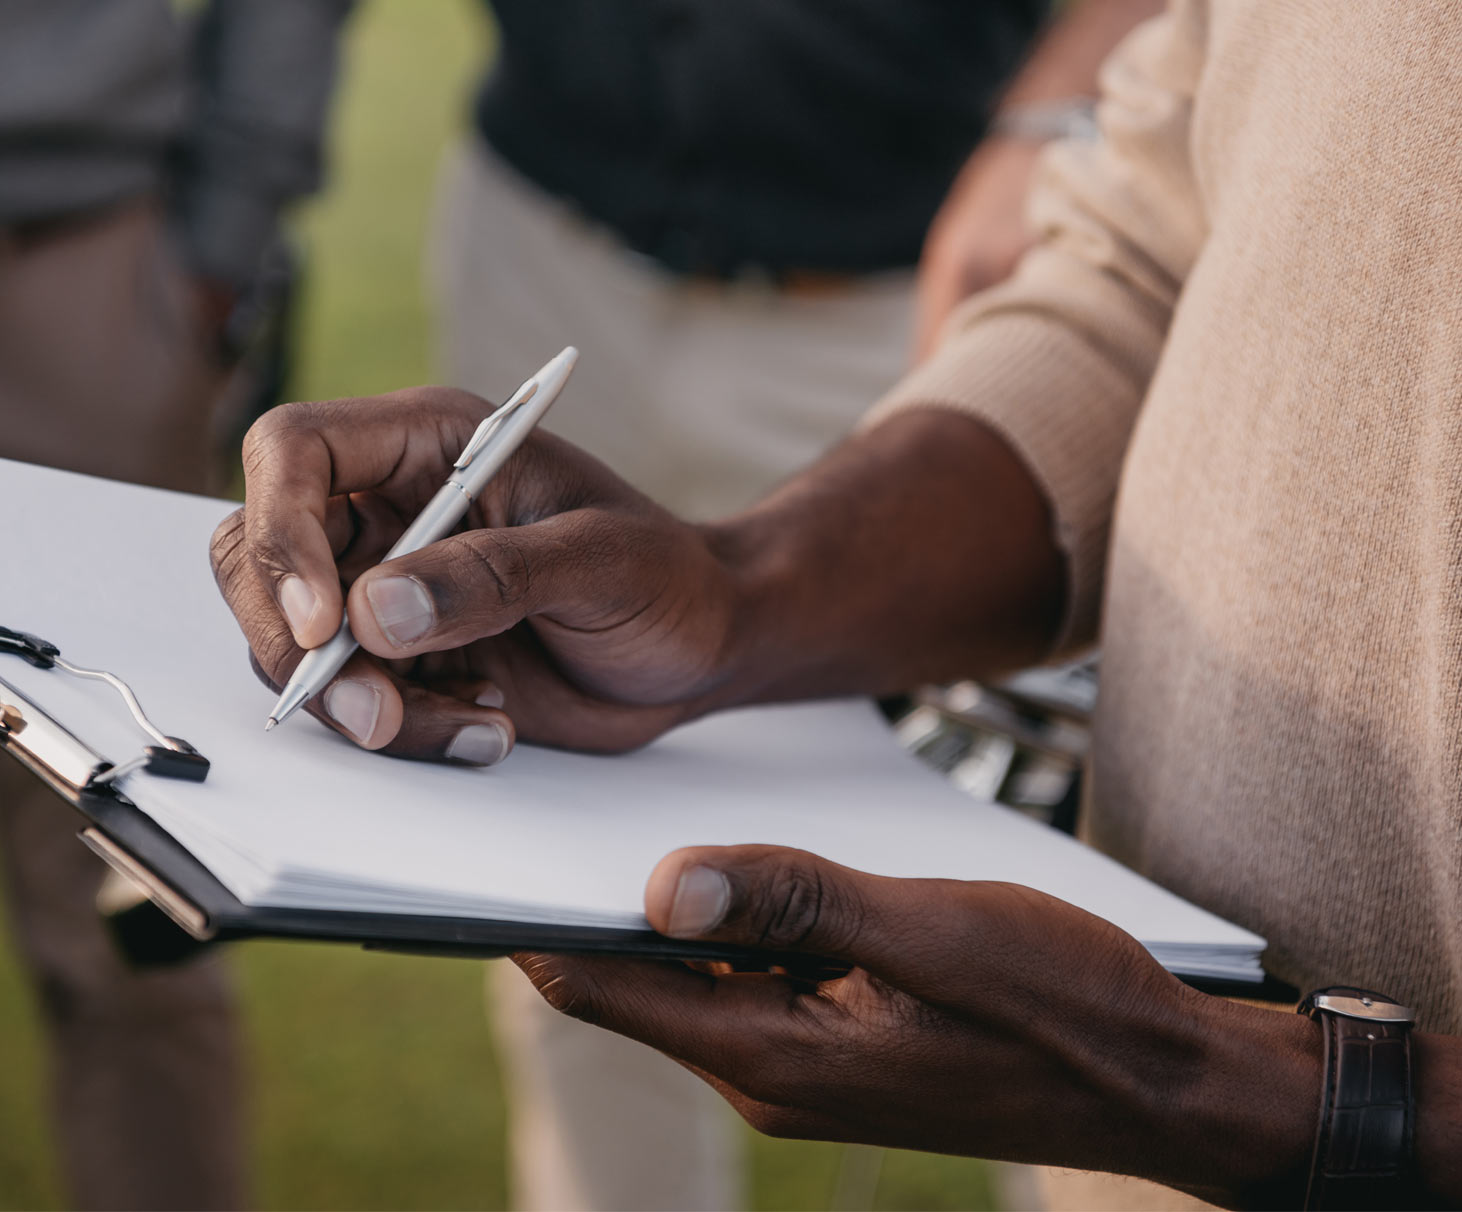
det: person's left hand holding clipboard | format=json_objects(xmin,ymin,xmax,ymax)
[{"xmin": 210, "ymin": 381, "xmax": 745, "ymax": 763}]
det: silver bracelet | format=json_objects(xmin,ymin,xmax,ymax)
[{"xmin": 989, "ymin": 99, "xmax": 1100, "ymax": 144}]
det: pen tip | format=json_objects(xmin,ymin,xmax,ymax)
[{"xmin": 264, "ymin": 717, "xmax": 277, "ymax": 733}]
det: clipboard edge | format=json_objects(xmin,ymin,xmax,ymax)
[
  {"xmin": 80, "ymin": 826, "xmax": 216, "ymax": 941},
  {"xmin": 0, "ymin": 680, "xmax": 1294, "ymax": 1001}
]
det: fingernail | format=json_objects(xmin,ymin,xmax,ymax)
[
  {"xmin": 325, "ymin": 680, "xmax": 381, "ymax": 743},
  {"xmin": 446, "ymin": 723, "xmax": 511, "ymax": 766},
  {"xmin": 279, "ymin": 575, "xmax": 319, "ymax": 640},
  {"xmin": 666, "ymin": 866, "xmax": 731, "ymax": 937},
  {"xmin": 366, "ymin": 576, "xmax": 435, "ymax": 646},
  {"xmin": 475, "ymin": 685, "xmax": 505, "ymax": 709}
]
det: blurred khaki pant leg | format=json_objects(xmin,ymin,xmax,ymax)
[
  {"xmin": 432, "ymin": 137, "xmax": 914, "ymax": 522},
  {"xmin": 432, "ymin": 139, "xmax": 912, "ymax": 1211},
  {"xmin": 1034, "ymin": 1168, "xmax": 1217, "ymax": 1211},
  {"xmin": 0, "ymin": 200, "xmax": 243, "ymax": 1210},
  {"xmin": 490, "ymin": 961, "xmax": 743, "ymax": 1212}
]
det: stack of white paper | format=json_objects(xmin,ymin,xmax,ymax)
[{"xmin": 0, "ymin": 459, "xmax": 1266, "ymax": 984}]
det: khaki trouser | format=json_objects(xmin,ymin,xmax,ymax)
[
  {"xmin": 432, "ymin": 138, "xmax": 916, "ymax": 525},
  {"xmin": 431, "ymin": 138, "xmax": 915, "ymax": 1211},
  {"xmin": 1036, "ymin": 1168, "xmax": 1217, "ymax": 1211},
  {"xmin": 0, "ymin": 200, "xmax": 243, "ymax": 1210}
]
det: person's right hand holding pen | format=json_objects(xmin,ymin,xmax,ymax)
[
  {"xmin": 210, "ymin": 383, "xmax": 1061, "ymax": 765},
  {"xmin": 263, "ymin": 347, "xmax": 580, "ymax": 734},
  {"xmin": 211, "ymin": 381, "xmax": 742, "ymax": 764}
]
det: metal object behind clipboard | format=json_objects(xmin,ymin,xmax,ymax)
[
  {"xmin": 892, "ymin": 654, "xmax": 1099, "ymax": 834},
  {"xmin": 0, "ymin": 624, "xmax": 209, "ymax": 789}
]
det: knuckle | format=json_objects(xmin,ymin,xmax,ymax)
[
  {"xmin": 388, "ymin": 386, "xmax": 488, "ymax": 455},
  {"xmin": 247, "ymin": 534, "xmax": 293, "ymax": 585},
  {"xmin": 754, "ymin": 858, "xmax": 841, "ymax": 951},
  {"xmin": 432, "ymin": 386, "xmax": 491, "ymax": 428},
  {"xmin": 454, "ymin": 533, "xmax": 530, "ymax": 610},
  {"xmin": 739, "ymin": 853, "xmax": 870, "ymax": 956},
  {"xmin": 245, "ymin": 615, "xmax": 301, "ymax": 688},
  {"xmin": 397, "ymin": 384, "xmax": 483, "ymax": 418},
  {"xmin": 857, "ymin": 978, "xmax": 939, "ymax": 1042},
  {"xmin": 256, "ymin": 614, "xmax": 301, "ymax": 676},
  {"xmin": 209, "ymin": 510, "xmax": 245, "ymax": 583},
  {"xmin": 241, "ymin": 401, "xmax": 332, "ymax": 486},
  {"xmin": 522, "ymin": 957, "xmax": 605, "ymax": 1027},
  {"xmin": 243, "ymin": 512, "xmax": 303, "ymax": 584},
  {"xmin": 240, "ymin": 404, "xmax": 301, "ymax": 471}
]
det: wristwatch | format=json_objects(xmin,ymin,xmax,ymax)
[
  {"xmin": 989, "ymin": 99, "xmax": 1100, "ymax": 144},
  {"xmin": 1297, "ymin": 987, "xmax": 1417, "ymax": 1210}
]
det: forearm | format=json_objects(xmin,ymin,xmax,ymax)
[
  {"xmin": 702, "ymin": 407, "xmax": 1066, "ymax": 706},
  {"xmin": 1155, "ymin": 996, "xmax": 1322, "ymax": 1207}
]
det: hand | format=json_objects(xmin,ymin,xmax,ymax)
[
  {"xmin": 518, "ymin": 845, "xmax": 1322, "ymax": 1206},
  {"xmin": 911, "ymin": 136, "xmax": 1044, "ymax": 363},
  {"xmin": 210, "ymin": 388, "xmax": 740, "ymax": 761}
]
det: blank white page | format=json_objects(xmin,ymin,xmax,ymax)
[{"xmin": 0, "ymin": 459, "xmax": 1263, "ymax": 960}]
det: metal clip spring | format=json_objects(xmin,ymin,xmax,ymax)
[{"xmin": 0, "ymin": 625, "xmax": 209, "ymax": 785}]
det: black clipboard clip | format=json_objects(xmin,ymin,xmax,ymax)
[{"xmin": 0, "ymin": 625, "xmax": 210, "ymax": 787}]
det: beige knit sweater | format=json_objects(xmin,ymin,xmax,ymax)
[{"xmin": 872, "ymin": 0, "xmax": 1462, "ymax": 1032}]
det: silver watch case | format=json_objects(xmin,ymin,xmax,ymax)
[{"xmin": 1309, "ymin": 992, "xmax": 1415, "ymax": 1023}]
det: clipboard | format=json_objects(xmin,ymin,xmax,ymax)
[
  {"xmin": 0, "ymin": 637, "xmax": 854, "ymax": 975},
  {"xmin": 0, "ymin": 629, "xmax": 1295, "ymax": 1000},
  {"xmin": 0, "ymin": 457, "xmax": 1293, "ymax": 1000}
]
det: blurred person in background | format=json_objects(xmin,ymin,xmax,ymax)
[
  {"xmin": 0, "ymin": 2, "xmax": 345, "ymax": 1206},
  {"xmin": 417, "ymin": 2, "xmax": 1159, "ymax": 1207}
]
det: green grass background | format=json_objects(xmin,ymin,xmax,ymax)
[{"xmin": 0, "ymin": 3, "xmax": 995, "ymax": 1207}]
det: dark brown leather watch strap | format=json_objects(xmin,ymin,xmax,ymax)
[{"xmin": 1300, "ymin": 987, "xmax": 1417, "ymax": 1210}]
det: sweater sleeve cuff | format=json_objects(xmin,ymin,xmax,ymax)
[{"xmin": 861, "ymin": 311, "xmax": 1144, "ymax": 652}]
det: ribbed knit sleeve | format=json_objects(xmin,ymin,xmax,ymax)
[{"xmin": 863, "ymin": 0, "xmax": 1210, "ymax": 649}]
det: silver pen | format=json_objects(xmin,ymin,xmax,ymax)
[{"xmin": 265, "ymin": 346, "xmax": 580, "ymax": 731}]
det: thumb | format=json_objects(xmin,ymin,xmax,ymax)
[
  {"xmin": 347, "ymin": 509, "xmax": 641, "ymax": 657},
  {"xmin": 645, "ymin": 844, "xmax": 936, "ymax": 982}
]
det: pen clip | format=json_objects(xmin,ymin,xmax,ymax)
[{"xmin": 453, "ymin": 380, "xmax": 539, "ymax": 470}]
